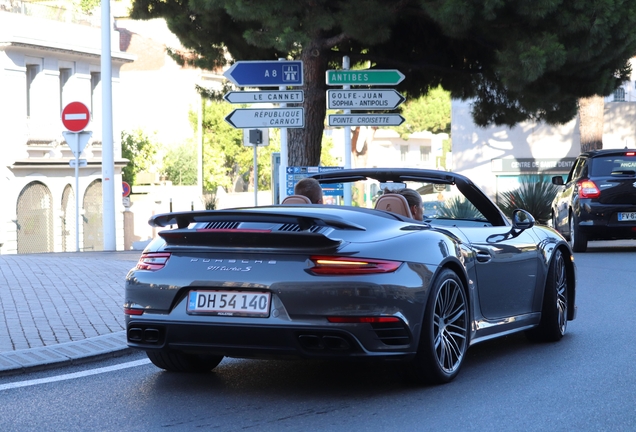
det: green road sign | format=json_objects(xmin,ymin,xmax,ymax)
[{"xmin": 326, "ymin": 69, "xmax": 405, "ymax": 86}]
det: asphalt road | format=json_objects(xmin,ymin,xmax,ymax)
[{"xmin": 0, "ymin": 243, "xmax": 634, "ymax": 432}]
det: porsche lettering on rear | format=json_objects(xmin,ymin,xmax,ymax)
[
  {"xmin": 206, "ymin": 265, "xmax": 252, "ymax": 272},
  {"xmin": 191, "ymin": 258, "xmax": 277, "ymax": 265}
]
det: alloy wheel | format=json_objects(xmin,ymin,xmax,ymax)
[
  {"xmin": 554, "ymin": 251, "xmax": 568, "ymax": 335},
  {"xmin": 433, "ymin": 278, "xmax": 468, "ymax": 373}
]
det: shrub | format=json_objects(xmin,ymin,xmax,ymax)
[
  {"xmin": 497, "ymin": 176, "xmax": 559, "ymax": 224},
  {"xmin": 437, "ymin": 195, "xmax": 483, "ymax": 219}
]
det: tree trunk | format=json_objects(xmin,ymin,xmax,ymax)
[
  {"xmin": 352, "ymin": 126, "xmax": 373, "ymax": 206},
  {"xmin": 578, "ymin": 95, "xmax": 604, "ymax": 152},
  {"xmin": 287, "ymin": 44, "xmax": 328, "ymax": 166}
]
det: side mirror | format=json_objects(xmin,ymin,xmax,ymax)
[
  {"xmin": 512, "ymin": 209, "xmax": 535, "ymax": 230},
  {"xmin": 487, "ymin": 209, "xmax": 535, "ymax": 243},
  {"xmin": 552, "ymin": 176, "xmax": 564, "ymax": 186}
]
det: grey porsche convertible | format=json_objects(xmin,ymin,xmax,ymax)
[{"xmin": 124, "ymin": 168, "xmax": 576, "ymax": 384}]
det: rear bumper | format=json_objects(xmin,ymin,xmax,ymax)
[
  {"xmin": 576, "ymin": 203, "xmax": 636, "ymax": 240},
  {"xmin": 126, "ymin": 319, "xmax": 416, "ymax": 360}
]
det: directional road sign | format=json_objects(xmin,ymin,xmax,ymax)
[
  {"xmin": 224, "ymin": 90, "xmax": 304, "ymax": 104},
  {"xmin": 326, "ymin": 69, "xmax": 405, "ymax": 86},
  {"xmin": 224, "ymin": 61, "xmax": 303, "ymax": 87},
  {"xmin": 328, "ymin": 114, "xmax": 405, "ymax": 127},
  {"xmin": 225, "ymin": 108, "xmax": 304, "ymax": 129},
  {"xmin": 61, "ymin": 101, "xmax": 91, "ymax": 132},
  {"xmin": 327, "ymin": 89, "xmax": 405, "ymax": 110}
]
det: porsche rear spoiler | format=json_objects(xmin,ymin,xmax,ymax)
[
  {"xmin": 158, "ymin": 229, "xmax": 342, "ymax": 251},
  {"xmin": 149, "ymin": 210, "xmax": 363, "ymax": 252},
  {"xmin": 149, "ymin": 210, "xmax": 366, "ymax": 231}
]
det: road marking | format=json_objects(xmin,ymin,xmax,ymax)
[{"xmin": 0, "ymin": 358, "xmax": 151, "ymax": 391}]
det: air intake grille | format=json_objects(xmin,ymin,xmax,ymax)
[
  {"xmin": 371, "ymin": 321, "xmax": 411, "ymax": 346},
  {"xmin": 202, "ymin": 221, "xmax": 323, "ymax": 233},
  {"xmin": 205, "ymin": 221, "xmax": 240, "ymax": 230},
  {"xmin": 279, "ymin": 223, "xmax": 322, "ymax": 232}
]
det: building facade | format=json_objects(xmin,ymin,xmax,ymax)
[
  {"xmin": 451, "ymin": 60, "xmax": 636, "ymax": 200},
  {"xmin": 0, "ymin": 4, "xmax": 133, "ymax": 254}
]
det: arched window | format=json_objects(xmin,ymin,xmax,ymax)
[
  {"xmin": 16, "ymin": 181, "xmax": 54, "ymax": 253},
  {"xmin": 613, "ymin": 87, "xmax": 625, "ymax": 102}
]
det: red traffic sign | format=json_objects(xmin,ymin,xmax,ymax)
[
  {"xmin": 122, "ymin": 181, "xmax": 131, "ymax": 197},
  {"xmin": 61, "ymin": 101, "xmax": 91, "ymax": 132}
]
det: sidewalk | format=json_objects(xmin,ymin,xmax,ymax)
[{"xmin": 0, "ymin": 250, "xmax": 140, "ymax": 376}]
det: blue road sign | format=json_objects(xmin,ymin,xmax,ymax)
[
  {"xmin": 224, "ymin": 61, "xmax": 304, "ymax": 87},
  {"xmin": 286, "ymin": 166, "xmax": 344, "ymax": 196}
]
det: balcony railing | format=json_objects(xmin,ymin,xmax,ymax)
[{"xmin": 0, "ymin": 0, "xmax": 100, "ymax": 27}]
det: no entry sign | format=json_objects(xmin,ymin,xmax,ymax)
[{"xmin": 61, "ymin": 101, "xmax": 91, "ymax": 132}]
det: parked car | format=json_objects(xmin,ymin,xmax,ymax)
[
  {"xmin": 125, "ymin": 168, "xmax": 576, "ymax": 385},
  {"xmin": 552, "ymin": 149, "xmax": 636, "ymax": 252}
]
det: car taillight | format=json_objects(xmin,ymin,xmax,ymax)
[
  {"xmin": 626, "ymin": 152, "xmax": 635, "ymax": 156},
  {"xmin": 308, "ymin": 256, "xmax": 402, "ymax": 275},
  {"xmin": 136, "ymin": 252, "xmax": 171, "ymax": 271},
  {"xmin": 327, "ymin": 316, "xmax": 401, "ymax": 323},
  {"xmin": 577, "ymin": 180, "xmax": 600, "ymax": 199}
]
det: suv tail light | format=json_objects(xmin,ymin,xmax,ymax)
[
  {"xmin": 136, "ymin": 252, "xmax": 171, "ymax": 271},
  {"xmin": 308, "ymin": 256, "xmax": 402, "ymax": 275},
  {"xmin": 577, "ymin": 180, "xmax": 601, "ymax": 199}
]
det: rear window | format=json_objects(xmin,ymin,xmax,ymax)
[{"xmin": 590, "ymin": 155, "xmax": 636, "ymax": 176}]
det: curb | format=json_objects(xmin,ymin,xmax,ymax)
[{"xmin": 0, "ymin": 331, "xmax": 131, "ymax": 377}]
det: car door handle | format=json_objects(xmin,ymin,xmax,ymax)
[{"xmin": 475, "ymin": 250, "xmax": 492, "ymax": 263}]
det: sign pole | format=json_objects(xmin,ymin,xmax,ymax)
[
  {"xmin": 278, "ymin": 58, "xmax": 288, "ymax": 204},
  {"xmin": 343, "ymin": 56, "xmax": 352, "ymax": 206},
  {"xmin": 253, "ymin": 145, "xmax": 258, "ymax": 206},
  {"xmin": 74, "ymin": 133, "xmax": 80, "ymax": 252}
]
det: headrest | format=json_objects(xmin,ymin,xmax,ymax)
[
  {"xmin": 374, "ymin": 193, "xmax": 413, "ymax": 218},
  {"xmin": 281, "ymin": 195, "xmax": 312, "ymax": 204}
]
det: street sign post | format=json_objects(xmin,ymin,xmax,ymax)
[
  {"xmin": 328, "ymin": 113, "xmax": 405, "ymax": 127},
  {"xmin": 61, "ymin": 101, "xmax": 91, "ymax": 132},
  {"xmin": 326, "ymin": 69, "xmax": 405, "ymax": 86},
  {"xmin": 224, "ymin": 61, "xmax": 304, "ymax": 87},
  {"xmin": 61, "ymin": 102, "xmax": 92, "ymax": 252},
  {"xmin": 225, "ymin": 108, "xmax": 304, "ymax": 129},
  {"xmin": 224, "ymin": 90, "xmax": 304, "ymax": 104},
  {"xmin": 327, "ymin": 89, "xmax": 406, "ymax": 110}
]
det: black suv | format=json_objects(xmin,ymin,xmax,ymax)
[{"xmin": 552, "ymin": 149, "xmax": 636, "ymax": 252}]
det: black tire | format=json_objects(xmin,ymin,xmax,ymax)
[
  {"xmin": 526, "ymin": 249, "xmax": 568, "ymax": 342},
  {"xmin": 569, "ymin": 212, "xmax": 587, "ymax": 252},
  {"xmin": 409, "ymin": 268, "xmax": 469, "ymax": 385},
  {"xmin": 146, "ymin": 351, "xmax": 224, "ymax": 373}
]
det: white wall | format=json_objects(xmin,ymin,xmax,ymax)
[{"xmin": 451, "ymin": 98, "xmax": 636, "ymax": 197}]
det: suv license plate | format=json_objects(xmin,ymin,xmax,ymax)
[
  {"xmin": 618, "ymin": 212, "xmax": 636, "ymax": 221},
  {"xmin": 187, "ymin": 291, "xmax": 270, "ymax": 317}
]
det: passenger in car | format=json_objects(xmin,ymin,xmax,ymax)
[
  {"xmin": 294, "ymin": 177, "xmax": 324, "ymax": 204},
  {"xmin": 395, "ymin": 188, "xmax": 424, "ymax": 221}
]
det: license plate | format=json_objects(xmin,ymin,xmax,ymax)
[
  {"xmin": 618, "ymin": 212, "xmax": 636, "ymax": 221},
  {"xmin": 187, "ymin": 291, "xmax": 270, "ymax": 317}
]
